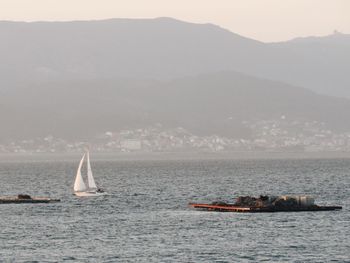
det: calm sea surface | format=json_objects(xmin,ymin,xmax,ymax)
[{"xmin": 0, "ymin": 158, "xmax": 349, "ymax": 262}]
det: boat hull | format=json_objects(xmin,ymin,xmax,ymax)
[
  {"xmin": 74, "ymin": 191, "xmax": 107, "ymax": 197},
  {"xmin": 189, "ymin": 203, "xmax": 342, "ymax": 213},
  {"xmin": 0, "ymin": 196, "xmax": 60, "ymax": 204}
]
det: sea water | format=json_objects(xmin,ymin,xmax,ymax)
[{"xmin": 0, "ymin": 158, "xmax": 349, "ymax": 262}]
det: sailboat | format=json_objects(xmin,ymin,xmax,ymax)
[{"xmin": 73, "ymin": 151, "xmax": 107, "ymax": 197}]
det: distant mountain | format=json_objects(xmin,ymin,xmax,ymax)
[
  {"xmin": 270, "ymin": 32, "xmax": 350, "ymax": 97},
  {"xmin": 0, "ymin": 18, "xmax": 349, "ymax": 97},
  {"xmin": 1, "ymin": 71, "xmax": 350, "ymax": 142},
  {"xmin": 0, "ymin": 18, "xmax": 263, "ymax": 81},
  {"xmin": 1, "ymin": 18, "xmax": 349, "ymax": 142}
]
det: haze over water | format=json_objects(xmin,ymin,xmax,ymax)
[{"xmin": 0, "ymin": 158, "xmax": 348, "ymax": 262}]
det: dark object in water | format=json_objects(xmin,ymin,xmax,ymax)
[
  {"xmin": 0, "ymin": 195, "xmax": 60, "ymax": 204},
  {"xmin": 17, "ymin": 194, "xmax": 32, "ymax": 199},
  {"xmin": 189, "ymin": 195, "xmax": 342, "ymax": 213}
]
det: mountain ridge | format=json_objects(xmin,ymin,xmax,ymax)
[
  {"xmin": 0, "ymin": 18, "xmax": 349, "ymax": 142},
  {"xmin": 0, "ymin": 17, "xmax": 348, "ymax": 97}
]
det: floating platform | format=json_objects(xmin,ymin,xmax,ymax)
[
  {"xmin": 0, "ymin": 195, "xmax": 60, "ymax": 204},
  {"xmin": 189, "ymin": 203, "xmax": 342, "ymax": 213}
]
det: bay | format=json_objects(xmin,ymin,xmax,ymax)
[{"xmin": 0, "ymin": 158, "xmax": 349, "ymax": 262}]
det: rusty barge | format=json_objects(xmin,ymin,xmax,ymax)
[{"xmin": 189, "ymin": 195, "xmax": 342, "ymax": 213}]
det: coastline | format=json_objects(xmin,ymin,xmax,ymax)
[{"xmin": 1, "ymin": 151, "xmax": 350, "ymax": 162}]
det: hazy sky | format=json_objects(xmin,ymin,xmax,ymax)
[{"xmin": 1, "ymin": 0, "xmax": 349, "ymax": 42}]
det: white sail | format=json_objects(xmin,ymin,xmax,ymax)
[
  {"xmin": 74, "ymin": 153, "xmax": 87, "ymax": 192},
  {"xmin": 87, "ymin": 151, "xmax": 97, "ymax": 190}
]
